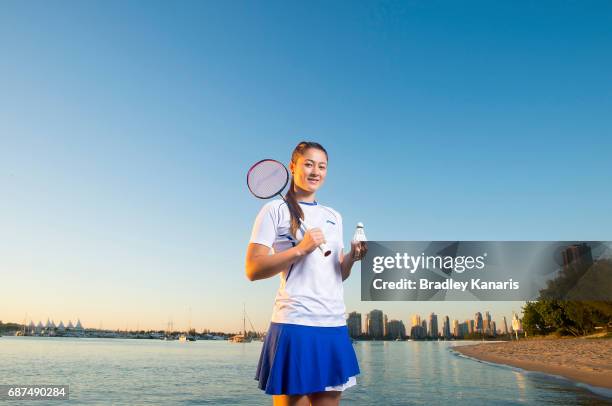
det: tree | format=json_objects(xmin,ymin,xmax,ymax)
[{"xmin": 522, "ymin": 299, "xmax": 611, "ymax": 337}]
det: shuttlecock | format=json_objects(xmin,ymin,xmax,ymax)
[{"xmin": 352, "ymin": 222, "xmax": 367, "ymax": 242}]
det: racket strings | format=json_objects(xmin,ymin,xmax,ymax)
[{"xmin": 247, "ymin": 160, "xmax": 289, "ymax": 199}]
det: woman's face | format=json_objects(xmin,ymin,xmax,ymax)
[{"xmin": 290, "ymin": 148, "xmax": 328, "ymax": 193}]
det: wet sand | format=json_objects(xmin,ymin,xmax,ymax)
[{"xmin": 453, "ymin": 337, "xmax": 612, "ymax": 390}]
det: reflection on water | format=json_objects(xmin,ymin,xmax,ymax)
[
  {"xmin": 0, "ymin": 337, "xmax": 609, "ymax": 405},
  {"xmin": 513, "ymin": 371, "xmax": 528, "ymax": 403}
]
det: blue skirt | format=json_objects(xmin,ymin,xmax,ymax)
[{"xmin": 255, "ymin": 322, "xmax": 360, "ymax": 395}]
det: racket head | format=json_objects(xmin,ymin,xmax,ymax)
[{"xmin": 247, "ymin": 159, "xmax": 289, "ymax": 199}]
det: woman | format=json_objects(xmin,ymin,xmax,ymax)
[{"xmin": 246, "ymin": 141, "xmax": 367, "ymax": 406}]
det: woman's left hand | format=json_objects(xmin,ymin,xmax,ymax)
[{"xmin": 349, "ymin": 241, "xmax": 368, "ymax": 261}]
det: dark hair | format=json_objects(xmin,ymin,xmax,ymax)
[{"xmin": 286, "ymin": 141, "xmax": 328, "ymax": 238}]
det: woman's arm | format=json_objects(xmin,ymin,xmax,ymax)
[
  {"xmin": 339, "ymin": 241, "xmax": 367, "ymax": 281},
  {"xmin": 245, "ymin": 228, "xmax": 326, "ymax": 281},
  {"xmin": 339, "ymin": 249, "xmax": 356, "ymax": 281},
  {"xmin": 245, "ymin": 243, "xmax": 304, "ymax": 281}
]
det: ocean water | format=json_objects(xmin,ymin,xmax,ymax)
[{"xmin": 0, "ymin": 337, "xmax": 610, "ymax": 405}]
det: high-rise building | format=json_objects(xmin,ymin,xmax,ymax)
[
  {"xmin": 484, "ymin": 311, "xmax": 492, "ymax": 335},
  {"xmin": 410, "ymin": 314, "xmax": 420, "ymax": 339},
  {"xmin": 512, "ymin": 311, "xmax": 522, "ymax": 333},
  {"xmin": 383, "ymin": 314, "xmax": 388, "ymax": 337},
  {"xmin": 459, "ymin": 321, "xmax": 469, "ymax": 337},
  {"xmin": 475, "ymin": 312, "xmax": 483, "ymax": 334},
  {"xmin": 562, "ymin": 243, "xmax": 593, "ymax": 270},
  {"xmin": 468, "ymin": 319, "xmax": 475, "ymax": 335},
  {"xmin": 491, "ymin": 321, "xmax": 497, "ymax": 337},
  {"xmin": 368, "ymin": 310, "xmax": 384, "ymax": 339},
  {"xmin": 452, "ymin": 319, "xmax": 459, "ymax": 337},
  {"xmin": 410, "ymin": 324, "xmax": 423, "ymax": 339},
  {"xmin": 428, "ymin": 313, "xmax": 438, "ymax": 339},
  {"xmin": 502, "ymin": 316, "xmax": 509, "ymax": 335},
  {"xmin": 442, "ymin": 315, "xmax": 451, "ymax": 339},
  {"xmin": 386, "ymin": 320, "xmax": 406, "ymax": 339},
  {"xmin": 410, "ymin": 314, "xmax": 426, "ymax": 339},
  {"xmin": 347, "ymin": 312, "xmax": 362, "ymax": 339}
]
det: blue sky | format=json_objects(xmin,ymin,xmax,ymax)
[{"xmin": 1, "ymin": 1, "xmax": 611, "ymax": 332}]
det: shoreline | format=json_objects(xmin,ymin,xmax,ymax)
[{"xmin": 452, "ymin": 338, "xmax": 612, "ymax": 393}]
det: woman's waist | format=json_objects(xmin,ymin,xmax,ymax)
[
  {"xmin": 268, "ymin": 321, "xmax": 348, "ymax": 331},
  {"xmin": 271, "ymin": 298, "xmax": 346, "ymax": 326},
  {"xmin": 273, "ymin": 291, "xmax": 345, "ymax": 309}
]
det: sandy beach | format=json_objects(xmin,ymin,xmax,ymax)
[{"xmin": 453, "ymin": 337, "xmax": 612, "ymax": 390}]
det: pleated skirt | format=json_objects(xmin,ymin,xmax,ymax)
[{"xmin": 255, "ymin": 322, "xmax": 360, "ymax": 395}]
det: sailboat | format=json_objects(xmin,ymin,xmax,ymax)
[
  {"xmin": 163, "ymin": 320, "xmax": 176, "ymax": 341},
  {"xmin": 230, "ymin": 304, "xmax": 252, "ymax": 343}
]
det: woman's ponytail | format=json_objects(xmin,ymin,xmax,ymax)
[
  {"xmin": 286, "ymin": 141, "xmax": 328, "ymax": 239},
  {"xmin": 285, "ymin": 177, "xmax": 303, "ymax": 239}
]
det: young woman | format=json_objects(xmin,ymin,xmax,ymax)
[{"xmin": 246, "ymin": 141, "xmax": 367, "ymax": 406}]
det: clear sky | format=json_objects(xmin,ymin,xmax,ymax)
[{"xmin": 1, "ymin": 1, "xmax": 611, "ymax": 333}]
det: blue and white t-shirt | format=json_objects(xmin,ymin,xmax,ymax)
[{"xmin": 249, "ymin": 199, "xmax": 346, "ymax": 327}]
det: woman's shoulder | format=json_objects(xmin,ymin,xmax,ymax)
[
  {"xmin": 259, "ymin": 198, "xmax": 287, "ymax": 209},
  {"xmin": 257, "ymin": 199, "xmax": 289, "ymax": 217}
]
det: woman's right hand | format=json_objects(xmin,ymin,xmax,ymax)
[{"xmin": 297, "ymin": 228, "xmax": 326, "ymax": 254}]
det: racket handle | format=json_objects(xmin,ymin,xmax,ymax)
[
  {"xmin": 319, "ymin": 242, "xmax": 332, "ymax": 257},
  {"xmin": 299, "ymin": 220, "xmax": 332, "ymax": 257}
]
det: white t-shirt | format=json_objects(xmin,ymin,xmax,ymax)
[{"xmin": 249, "ymin": 199, "xmax": 347, "ymax": 327}]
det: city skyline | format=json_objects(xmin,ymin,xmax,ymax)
[
  {"xmin": 347, "ymin": 308, "xmax": 519, "ymax": 340},
  {"xmin": 5, "ymin": 305, "xmax": 524, "ymax": 335}
]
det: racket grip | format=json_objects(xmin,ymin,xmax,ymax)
[{"xmin": 300, "ymin": 220, "xmax": 332, "ymax": 257}]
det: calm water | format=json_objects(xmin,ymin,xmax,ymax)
[{"xmin": 0, "ymin": 337, "xmax": 610, "ymax": 405}]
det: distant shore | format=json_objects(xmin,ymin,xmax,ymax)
[{"xmin": 453, "ymin": 335, "xmax": 612, "ymax": 390}]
